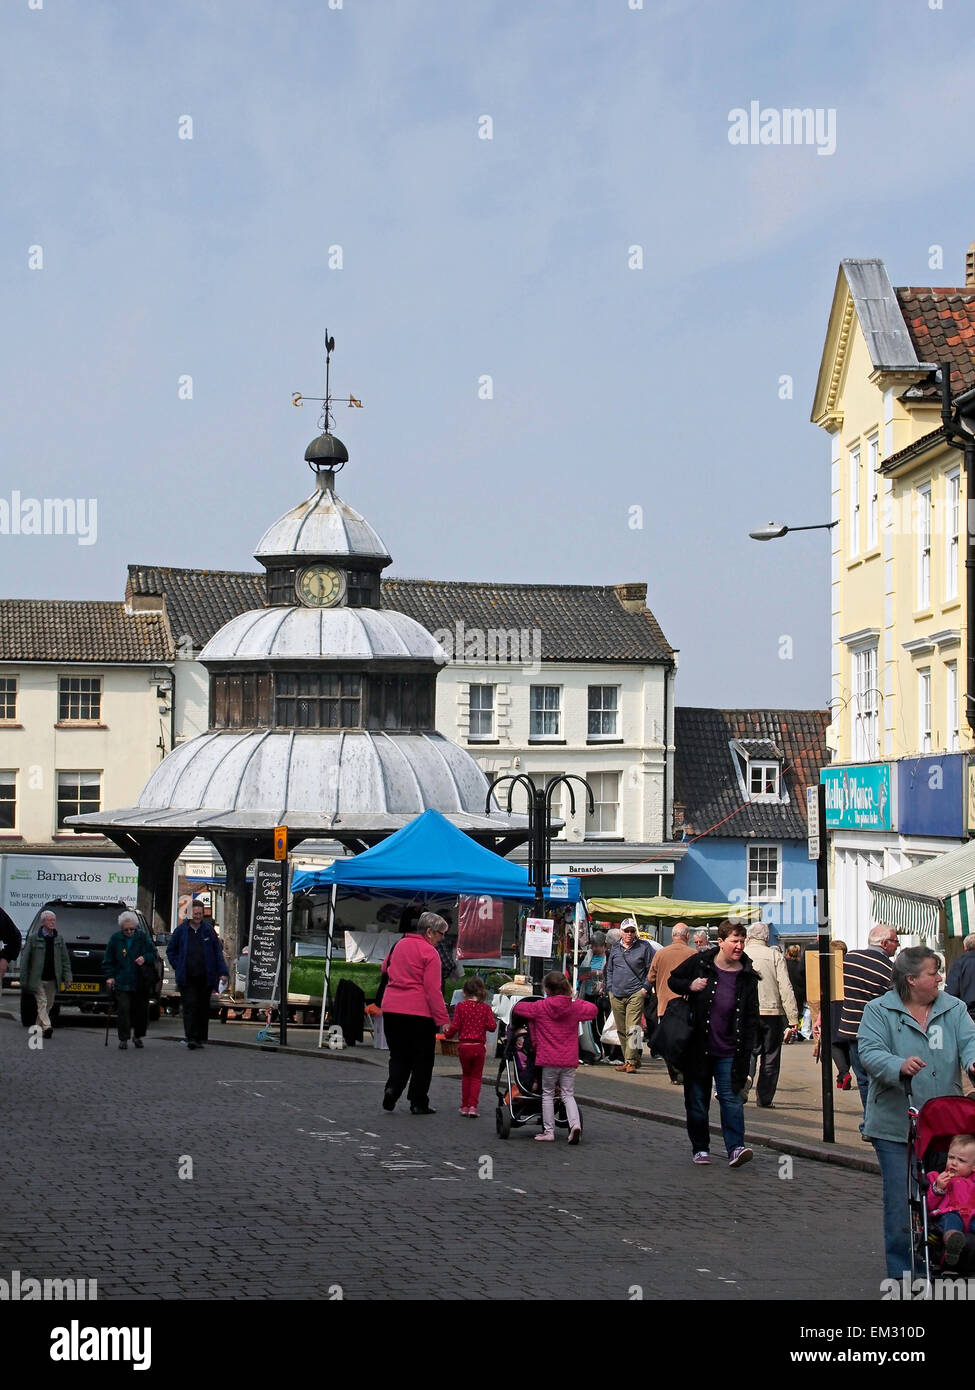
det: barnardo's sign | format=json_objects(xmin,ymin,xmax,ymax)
[
  {"xmin": 820, "ymin": 764, "xmax": 893, "ymax": 831},
  {"xmin": 0, "ymin": 854, "xmax": 139, "ymax": 925}
]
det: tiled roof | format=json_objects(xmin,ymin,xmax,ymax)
[
  {"xmin": 675, "ymin": 708, "xmax": 830, "ymax": 841},
  {"xmin": 896, "ymin": 288, "xmax": 975, "ymax": 399},
  {"xmin": 127, "ymin": 566, "xmax": 264, "ymax": 650},
  {"xmin": 383, "ymin": 579, "xmax": 674, "ymax": 663},
  {"xmin": 0, "ymin": 601, "xmax": 171, "ymax": 663},
  {"xmin": 126, "ymin": 566, "xmax": 676, "ymax": 663}
]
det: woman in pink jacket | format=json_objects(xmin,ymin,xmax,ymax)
[
  {"xmin": 512, "ymin": 972, "xmax": 597, "ymax": 1144},
  {"xmin": 380, "ymin": 912, "xmax": 450, "ymax": 1115}
]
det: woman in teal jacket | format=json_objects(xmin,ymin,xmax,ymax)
[
  {"xmin": 102, "ymin": 911, "xmax": 158, "ymax": 1050},
  {"xmin": 858, "ymin": 945, "xmax": 975, "ymax": 1279}
]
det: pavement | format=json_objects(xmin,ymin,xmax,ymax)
[{"xmin": 2, "ymin": 1005, "xmax": 887, "ymax": 1302}]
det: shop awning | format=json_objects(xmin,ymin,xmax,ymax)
[
  {"xmin": 586, "ymin": 896, "xmax": 763, "ymax": 923},
  {"xmin": 868, "ymin": 839, "xmax": 975, "ymax": 940}
]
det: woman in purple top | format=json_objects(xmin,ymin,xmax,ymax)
[{"xmin": 667, "ymin": 920, "xmax": 761, "ymax": 1168}]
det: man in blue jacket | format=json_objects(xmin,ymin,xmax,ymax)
[{"xmin": 166, "ymin": 900, "xmax": 228, "ymax": 1050}]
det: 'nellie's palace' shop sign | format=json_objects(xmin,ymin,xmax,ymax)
[{"xmin": 820, "ymin": 764, "xmax": 893, "ymax": 832}]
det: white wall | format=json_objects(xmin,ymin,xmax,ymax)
[
  {"xmin": 434, "ymin": 660, "xmax": 670, "ymax": 843},
  {"xmin": 0, "ymin": 664, "xmax": 165, "ymax": 851}
]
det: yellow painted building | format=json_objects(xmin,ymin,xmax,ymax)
[
  {"xmin": 812, "ymin": 254, "xmax": 975, "ymax": 763},
  {"xmin": 810, "ymin": 251, "xmax": 975, "ymax": 948}
]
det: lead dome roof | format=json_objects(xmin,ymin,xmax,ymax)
[
  {"xmin": 254, "ymin": 438, "xmax": 392, "ymax": 566},
  {"xmin": 200, "ymin": 606, "xmax": 446, "ymax": 664}
]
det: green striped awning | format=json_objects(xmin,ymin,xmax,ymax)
[
  {"xmin": 945, "ymin": 885, "xmax": 975, "ymax": 940},
  {"xmin": 868, "ymin": 838, "xmax": 975, "ymax": 941}
]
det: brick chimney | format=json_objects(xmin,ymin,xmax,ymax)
[
  {"xmin": 614, "ymin": 581, "xmax": 647, "ymax": 613},
  {"xmin": 967, "ymin": 241, "xmax": 975, "ymax": 289}
]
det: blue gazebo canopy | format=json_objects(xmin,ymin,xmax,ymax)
[{"xmin": 291, "ymin": 807, "xmax": 580, "ymax": 903}]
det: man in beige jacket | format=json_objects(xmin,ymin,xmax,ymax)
[
  {"xmin": 743, "ymin": 923, "xmax": 798, "ymax": 1107},
  {"xmin": 648, "ymin": 922, "xmax": 695, "ymax": 1082}
]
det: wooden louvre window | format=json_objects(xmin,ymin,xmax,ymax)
[{"xmin": 211, "ymin": 673, "xmax": 272, "ymax": 728}]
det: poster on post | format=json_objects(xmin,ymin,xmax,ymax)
[
  {"xmin": 246, "ymin": 859, "xmax": 286, "ymax": 1005},
  {"xmin": 524, "ymin": 916, "xmax": 554, "ymax": 958}
]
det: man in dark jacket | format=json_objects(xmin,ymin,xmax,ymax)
[
  {"xmin": 166, "ymin": 900, "xmax": 228, "ymax": 1050},
  {"xmin": 103, "ymin": 911, "xmax": 158, "ymax": 1050},
  {"xmin": 667, "ymin": 919, "xmax": 760, "ymax": 1168},
  {"xmin": 605, "ymin": 919, "xmax": 654, "ymax": 1073},
  {"xmin": 947, "ymin": 935, "xmax": 975, "ymax": 1022}
]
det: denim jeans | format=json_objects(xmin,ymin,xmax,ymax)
[
  {"xmin": 873, "ymin": 1138, "xmax": 912, "ymax": 1278},
  {"xmin": 683, "ymin": 1055, "xmax": 745, "ymax": 1156},
  {"xmin": 848, "ymin": 1041, "xmax": 870, "ymax": 1119}
]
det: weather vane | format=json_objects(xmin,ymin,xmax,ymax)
[{"xmin": 292, "ymin": 330, "xmax": 363, "ymax": 432}]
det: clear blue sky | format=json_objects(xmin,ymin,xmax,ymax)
[{"xmin": 2, "ymin": 0, "xmax": 971, "ymax": 706}]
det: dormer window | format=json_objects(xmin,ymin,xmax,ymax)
[
  {"xmin": 730, "ymin": 737, "xmax": 784, "ymax": 804},
  {"xmin": 748, "ymin": 761, "xmax": 780, "ymax": 801}
]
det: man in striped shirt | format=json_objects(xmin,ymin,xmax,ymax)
[{"xmin": 839, "ymin": 924, "xmax": 898, "ymax": 1121}]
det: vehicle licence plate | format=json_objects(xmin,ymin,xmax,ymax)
[{"xmin": 65, "ymin": 982, "xmax": 100, "ymax": 993}]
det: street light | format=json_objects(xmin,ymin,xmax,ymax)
[{"xmin": 749, "ymin": 520, "xmax": 838, "ymax": 541}]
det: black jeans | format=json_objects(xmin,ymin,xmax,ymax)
[
  {"xmin": 383, "ymin": 1013, "xmax": 437, "ymax": 1107},
  {"xmin": 180, "ymin": 976, "xmax": 211, "ymax": 1043},
  {"xmin": 116, "ymin": 989, "xmax": 149, "ymax": 1042},
  {"xmin": 749, "ymin": 1015, "xmax": 785, "ymax": 1106}
]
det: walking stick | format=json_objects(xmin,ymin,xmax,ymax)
[{"xmin": 104, "ymin": 988, "xmax": 115, "ymax": 1046}]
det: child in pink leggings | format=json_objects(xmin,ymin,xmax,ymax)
[
  {"xmin": 443, "ymin": 976, "xmax": 497, "ymax": 1117},
  {"xmin": 512, "ymin": 971, "xmax": 597, "ymax": 1144}
]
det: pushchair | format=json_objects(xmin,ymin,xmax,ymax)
[
  {"xmin": 907, "ymin": 1087, "xmax": 975, "ymax": 1286},
  {"xmin": 494, "ymin": 1005, "xmax": 581, "ymax": 1140}
]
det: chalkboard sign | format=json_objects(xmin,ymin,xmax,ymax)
[{"xmin": 246, "ymin": 859, "xmax": 287, "ymax": 1004}]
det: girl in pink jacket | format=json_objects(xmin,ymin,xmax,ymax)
[{"xmin": 512, "ymin": 972, "xmax": 596, "ymax": 1144}]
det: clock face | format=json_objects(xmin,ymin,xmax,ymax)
[{"xmin": 296, "ymin": 565, "xmax": 346, "ymax": 608}]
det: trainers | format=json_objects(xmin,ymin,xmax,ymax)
[
  {"xmin": 728, "ymin": 1146, "xmax": 753, "ymax": 1168},
  {"xmin": 836, "ymin": 1072, "xmax": 852, "ymax": 1091},
  {"xmin": 692, "ymin": 1151, "xmax": 711, "ymax": 1164},
  {"xmin": 944, "ymin": 1230, "xmax": 966, "ymax": 1268},
  {"xmin": 468, "ymin": 1109, "xmax": 479, "ymax": 1118},
  {"xmin": 567, "ymin": 1127, "xmax": 582, "ymax": 1145},
  {"xmin": 534, "ymin": 1132, "xmax": 555, "ymax": 1141},
  {"xmin": 118, "ymin": 1041, "xmax": 128, "ymax": 1050}
]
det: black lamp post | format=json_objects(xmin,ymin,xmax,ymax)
[{"xmin": 487, "ymin": 774, "xmax": 594, "ymax": 984}]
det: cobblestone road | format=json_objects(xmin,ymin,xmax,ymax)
[{"xmin": 3, "ymin": 1014, "xmax": 885, "ymax": 1302}]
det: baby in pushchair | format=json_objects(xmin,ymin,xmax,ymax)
[{"xmin": 927, "ymin": 1132, "xmax": 975, "ymax": 1270}]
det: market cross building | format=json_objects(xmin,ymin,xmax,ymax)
[{"xmin": 67, "ymin": 429, "xmax": 530, "ymax": 963}]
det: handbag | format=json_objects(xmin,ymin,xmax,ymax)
[
  {"xmin": 375, "ymin": 939, "xmax": 401, "ymax": 1007},
  {"xmin": 652, "ymin": 996, "xmax": 693, "ymax": 1068}
]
